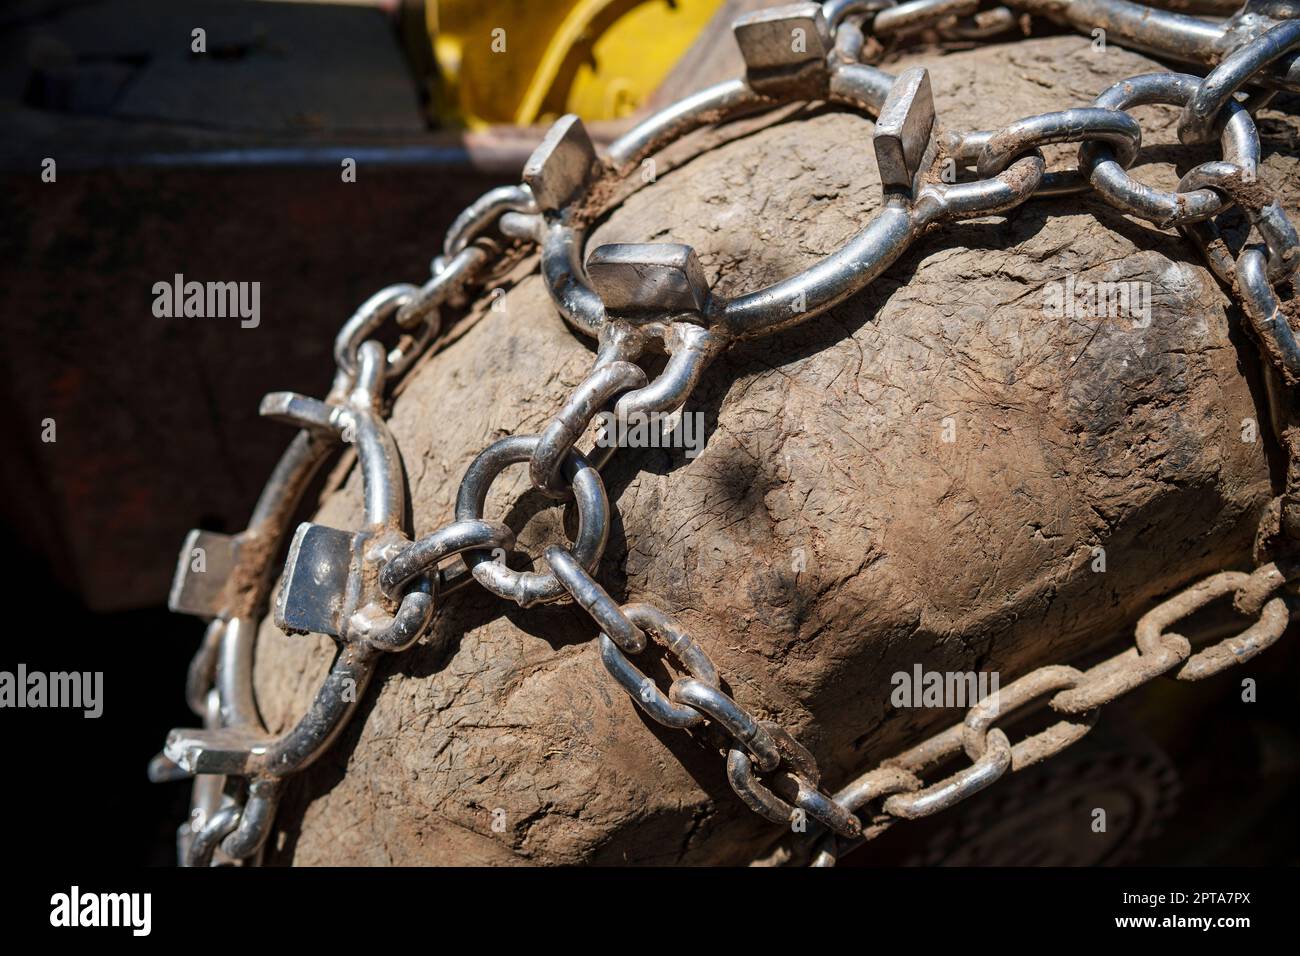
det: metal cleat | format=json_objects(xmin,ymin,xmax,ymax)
[
  {"xmin": 146, "ymin": 751, "xmax": 191, "ymax": 783},
  {"xmin": 259, "ymin": 391, "xmax": 340, "ymax": 432},
  {"xmin": 275, "ymin": 519, "xmax": 432, "ymax": 652},
  {"xmin": 274, "ymin": 522, "xmax": 357, "ymax": 638},
  {"xmin": 873, "ymin": 67, "xmax": 935, "ymax": 191},
  {"xmin": 522, "ymin": 114, "xmax": 600, "ymax": 213},
  {"xmin": 164, "ymin": 726, "xmax": 270, "ymax": 776},
  {"xmin": 586, "ymin": 243, "xmax": 711, "ymax": 317},
  {"xmin": 168, "ymin": 529, "xmax": 240, "ymax": 618},
  {"xmin": 733, "ymin": 3, "xmax": 831, "ymax": 94}
]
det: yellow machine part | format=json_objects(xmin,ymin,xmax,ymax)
[{"xmin": 428, "ymin": 0, "xmax": 723, "ymax": 129}]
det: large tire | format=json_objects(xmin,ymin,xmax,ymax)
[{"xmin": 252, "ymin": 35, "xmax": 1297, "ymax": 864}]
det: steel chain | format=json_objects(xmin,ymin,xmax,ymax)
[
  {"xmin": 810, "ymin": 558, "xmax": 1300, "ymax": 865},
  {"xmin": 153, "ymin": 0, "xmax": 1300, "ymax": 866}
]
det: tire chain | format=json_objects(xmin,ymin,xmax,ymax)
[{"xmin": 150, "ymin": 0, "xmax": 1300, "ymax": 866}]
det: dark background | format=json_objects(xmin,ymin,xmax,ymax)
[{"xmin": 3, "ymin": 0, "xmax": 1299, "ymax": 868}]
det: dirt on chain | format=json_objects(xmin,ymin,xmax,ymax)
[{"xmin": 251, "ymin": 36, "xmax": 1300, "ymax": 865}]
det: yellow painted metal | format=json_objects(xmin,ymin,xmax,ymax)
[{"xmin": 428, "ymin": 0, "xmax": 723, "ymax": 129}]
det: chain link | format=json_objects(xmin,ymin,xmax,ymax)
[
  {"xmin": 154, "ymin": 0, "xmax": 1300, "ymax": 865},
  {"xmin": 810, "ymin": 555, "xmax": 1299, "ymax": 865}
]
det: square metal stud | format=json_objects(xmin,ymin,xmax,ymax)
[
  {"xmin": 164, "ymin": 727, "xmax": 269, "ymax": 776},
  {"xmin": 168, "ymin": 529, "xmax": 240, "ymax": 618},
  {"xmin": 873, "ymin": 67, "xmax": 935, "ymax": 190},
  {"xmin": 733, "ymin": 3, "xmax": 830, "ymax": 92},
  {"xmin": 586, "ymin": 243, "xmax": 710, "ymax": 316},
  {"xmin": 522, "ymin": 114, "xmax": 600, "ymax": 213},
  {"xmin": 274, "ymin": 522, "xmax": 358, "ymax": 637},
  {"xmin": 259, "ymin": 391, "xmax": 337, "ymax": 431}
]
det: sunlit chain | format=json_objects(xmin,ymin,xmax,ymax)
[
  {"xmin": 1003, "ymin": 0, "xmax": 1300, "ymax": 97},
  {"xmin": 153, "ymin": 0, "xmax": 1300, "ymax": 866},
  {"xmin": 152, "ymin": 188, "xmax": 519, "ymax": 865},
  {"xmin": 543, "ymin": 547, "xmax": 863, "ymax": 839}
]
